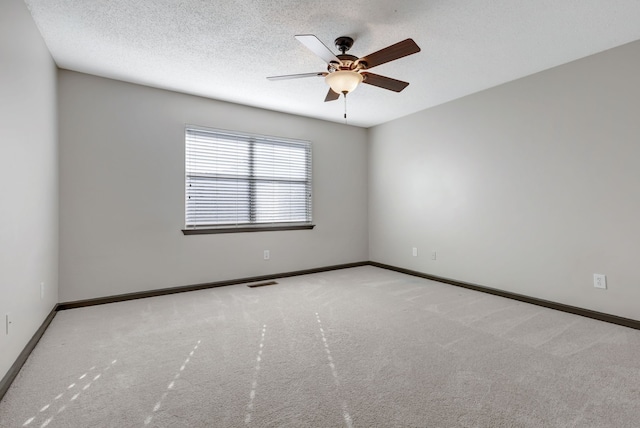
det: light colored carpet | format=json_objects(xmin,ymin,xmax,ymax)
[{"xmin": 1, "ymin": 266, "xmax": 640, "ymax": 427}]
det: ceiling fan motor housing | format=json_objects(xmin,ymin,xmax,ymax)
[{"xmin": 328, "ymin": 54, "xmax": 365, "ymax": 72}]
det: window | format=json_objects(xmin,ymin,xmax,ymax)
[{"xmin": 184, "ymin": 126, "xmax": 313, "ymax": 234}]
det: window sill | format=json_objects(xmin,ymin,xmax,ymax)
[{"xmin": 182, "ymin": 224, "xmax": 315, "ymax": 235}]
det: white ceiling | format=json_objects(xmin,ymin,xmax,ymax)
[{"xmin": 23, "ymin": 0, "xmax": 640, "ymax": 128}]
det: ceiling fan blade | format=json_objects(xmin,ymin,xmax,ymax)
[
  {"xmin": 358, "ymin": 39, "xmax": 421, "ymax": 69},
  {"xmin": 361, "ymin": 72, "xmax": 410, "ymax": 92},
  {"xmin": 267, "ymin": 72, "xmax": 326, "ymax": 81},
  {"xmin": 324, "ymin": 88, "xmax": 340, "ymax": 102},
  {"xmin": 295, "ymin": 34, "xmax": 340, "ymax": 64}
]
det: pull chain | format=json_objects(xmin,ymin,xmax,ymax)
[{"xmin": 343, "ymin": 92, "xmax": 348, "ymax": 125}]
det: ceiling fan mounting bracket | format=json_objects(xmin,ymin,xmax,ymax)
[{"xmin": 334, "ymin": 36, "xmax": 354, "ymax": 54}]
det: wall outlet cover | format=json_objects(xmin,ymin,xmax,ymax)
[{"xmin": 593, "ymin": 274, "xmax": 607, "ymax": 289}]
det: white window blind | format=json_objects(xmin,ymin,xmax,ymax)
[{"xmin": 185, "ymin": 127, "xmax": 312, "ymax": 229}]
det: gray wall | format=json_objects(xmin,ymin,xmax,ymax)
[
  {"xmin": 369, "ymin": 40, "xmax": 640, "ymax": 321},
  {"xmin": 58, "ymin": 71, "xmax": 368, "ymax": 302},
  {"xmin": 0, "ymin": 0, "xmax": 59, "ymax": 379}
]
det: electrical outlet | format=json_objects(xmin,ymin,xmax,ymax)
[
  {"xmin": 593, "ymin": 274, "xmax": 607, "ymax": 289},
  {"xmin": 264, "ymin": 250, "xmax": 270, "ymax": 260},
  {"xmin": 5, "ymin": 313, "xmax": 12, "ymax": 335},
  {"xmin": 431, "ymin": 251, "xmax": 437, "ymax": 260},
  {"xmin": 41, "ymin": 282, "xmax": 45, "ymax": 299},
  {"xmin": 412, "ymin": 247, "xmax": 418, "ymax": 257}
]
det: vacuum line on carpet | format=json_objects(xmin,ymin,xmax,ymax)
[
  {"xmin": 245, "ymin": 324, "xmax": 267, "ymax": 425},
  {"xmin": 22, "ymin": 360, "xmax": 117, "ymax": 428},
  {"xmin": 144, "ymin": 340, "xmax": 201, "ymax": 426},
  {"xmin": 315, "ymin": 313, "xmax": 354, "ymax": 428}
]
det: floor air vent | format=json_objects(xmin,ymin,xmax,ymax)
[{"xmin": 247, "ymin": 281, "xmax": 278, "ymax": 288}]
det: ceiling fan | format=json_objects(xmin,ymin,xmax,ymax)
[{"xmin": 267, "ymin": 35, "xmax": 421, "ymax": 102}]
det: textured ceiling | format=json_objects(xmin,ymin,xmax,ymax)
[{"xmin": 23, "ymin": 0, "xmax": 640, "ymax": 127}]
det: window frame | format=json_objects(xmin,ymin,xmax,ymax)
[{"xmin": 182, "ymin": 125, "xmax": 314, "ymax": 235}]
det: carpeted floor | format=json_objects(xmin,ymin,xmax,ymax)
[{"xmin": 1, "ymin": 266, "xmax": 639, "ymax": 427}]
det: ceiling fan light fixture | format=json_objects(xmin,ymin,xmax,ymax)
[{"xmin": 325, "ymin": 70, "xmax": 363, "ymax": 94}]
